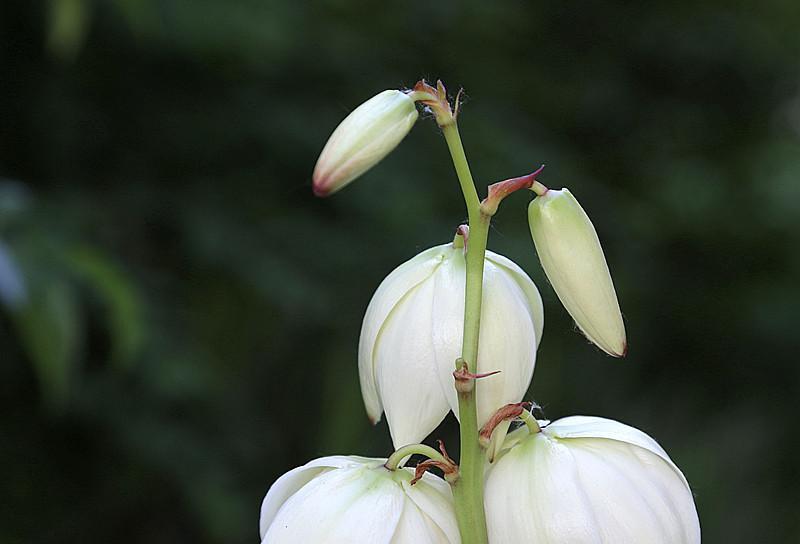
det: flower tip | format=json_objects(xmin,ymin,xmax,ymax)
[
  {"xmin": 605, "ymin": 331, "xmax": 627, "ymax": 358},
  {"xmin": 311, "ymin": 167, "xmax": 334, "ymax": 197},
  {"xmin": 312, "ymin": 180, "xmax": 330, "ymax": 198}
]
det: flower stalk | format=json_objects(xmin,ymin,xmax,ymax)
[{"xmin": 434, "ymin": 83, "xmax": 490, "ymax": 543}]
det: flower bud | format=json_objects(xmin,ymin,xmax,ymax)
[
  {"xmin": 485, "ymin": 416, "xmax": 701, "ymax": 543},
  {"xmin": 312, "ymin": 90, "xmax": 418, "ymax": 197},
  {"xmin": 260, "ymin": 455, "xmax": 459, "ymax": 543},
  {"xmin": 528, "ymin": 188, "xmax": 626, "ymax": 356},
  {"xmin": 359, "ymin": 243, "xmax": 544, "ymax": 453}
]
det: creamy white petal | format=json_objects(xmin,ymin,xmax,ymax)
[
  {"xmin": 570, "ymin": 441, "xmax": 700, "ymax": 543},
  {"xmin": 475, "ymin": 262, "xmax": 537, "ymax": 425},
  {"xmin": 402, "ymin": 475, "xmax": 461, "ymax": 543},
  {"xmin": 485, "ymin": 417, "xmax": 700, "ymax": 543},
  {"xmin": 392, "ymin": 496, "xmax": 449, "ymax": 543},
  {"xmin": 263, "ymin": 463, "xmax": 404, "ymax": 544},
  {"xmin": 375, "ymin": 276, "xmax": 451, "ymax": 447},
  {"xmin": 359, "ymin": 246, "xmax": 446, "ymax": 424},
  {"xmin": 428, "ymin": 247, "xmax": 467, "ymax": 414},
  {"xmin": 544, "ymin": 416, "xmax": 688, "ymax": 488},
  {"xmin": 485, "ymin": 433, "xmax": 600, "ymax": 543},
  {"xmin": 485, "ymin": 250, "xmax": 544, "ymax": 349},
  {"xmin": 259, "ymin": 464, "xmax": 330, "ymax": 539},
  {"xmin": 431, "ymin": 256, "xmax": 537, "ymax": 430},
  {"xmin": 259, "ymin": 456, "xmax": 380, "ymax": 538}
]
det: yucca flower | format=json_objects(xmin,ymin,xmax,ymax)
[
  {"xmin": 260, "ymin": 455, "xmax": 459, "ymax": 543},
  {"xmin": 485, "ymin": 415, "xmax": 701, "ymax": 543},
  {"xmin": 359, "ymin": 242, "xmax": 544, "ymax": 456}
]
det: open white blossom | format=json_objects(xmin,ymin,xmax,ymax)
[
  {"xmin": 359, "ymin": 242, "xmax": 544, "ymax": 455},
  {"xmin": 485, "ymin": 415, "xmax": 701, "ymax": 543},
  {"xmin": 260, "ymin": 455, "xmax": 459, "ymax": 544}
]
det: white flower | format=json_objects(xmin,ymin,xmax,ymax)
[
  {"xmin": 312, "ymin": 90, "xmax": 418, "ymax": 196},
  {"xmin": 259, "ymin": 455, "xmax": 459, "ymax": 544},
  {"xmin": 359, "ymin": 242, "xmax": 544, "ymax": 455},
  {"xmin": 485, "ymin": 415, "xmax": 701, "ymax": 543},
  {"xmin": 528, "ymin": 188, "xmax": 626, "ymax": 357}
]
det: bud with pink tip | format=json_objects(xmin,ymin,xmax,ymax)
[{"xmin": 312, "ymin": 90, "xmax": 418, "ymax": 197}]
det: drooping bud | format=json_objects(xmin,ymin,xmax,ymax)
[
  {"xmin": 312, "ymin": 90, "xmax": 418, "ymax": 197},
  {"xmin": 485, "ymin": 416, "xmax": 701, "ymax": 543},
  {"xmin": 528, "ymin": 188, "xmax": 626, "ymax": 356},
  {"xmin": 359, "ymin": 242, "xmax": 544, "ymax": 453},
  {"xmin": 260, "ymin": 456, "xmax": 459, "ymax": 543}
]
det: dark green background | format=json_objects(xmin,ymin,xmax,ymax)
[{"xmin": 1, "ymin": 1, "xmax": 798, "ymax": 542}]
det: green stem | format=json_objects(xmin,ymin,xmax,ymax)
[
  {"xmin": 519, "ymin": 409, "xmax": 542, "ymax": 434},
  {"xmin": 442, "ymin": 121, "xmax": 490, "ymax": 544},
  {"xmin": 384, "ymin": 444, "xmax": 449, "ymax": 471},
  {"xmin": 443, "ymin": 124, "xmax": 481, "ymax": 223}
]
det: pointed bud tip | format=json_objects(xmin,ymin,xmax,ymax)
[
  {"xmin": 605, "ymin": 339, "xmax": 627, "ymax": 358},
  {"xmin": 312, "ymin": 182, "xmax": 330, "ymax": 198}
]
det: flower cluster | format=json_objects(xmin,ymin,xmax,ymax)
[{"xmin": 260, "ymin": 82, "xmax": 701, "ymax": 543}]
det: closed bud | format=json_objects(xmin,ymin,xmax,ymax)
[
  {"xmin": 359, "ymin": 242, "xmax": 544, "ymax": 455},
  {"xmin": 528, "ymin": 188, "xmax": 626, "ymax": 356},
  {"xmin": 312, "ymin": 90, "xmax": 418, "ymax": 197},
  {"xmin": 260, "ymin": 456, "xmax": 459, "ymax": 543},
  {"xmin": 485, "ymin": 416, "xmax": 701, "ymax": 543}
]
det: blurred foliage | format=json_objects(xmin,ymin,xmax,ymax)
[{"xmin": 1, "ymin": 0, "xmax": 799, "ymax": 542}]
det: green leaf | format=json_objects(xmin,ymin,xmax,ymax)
[
  {"xmin": 13, "ymin": 277, "xmax": 81, "ymax": 410},
  {"xmin": 46, "ymin": 0, "xmax": 91, "ymax": 63},
  {"xmin": 65, "ymin": 246, "xmax": 144, "ymax": 370}
]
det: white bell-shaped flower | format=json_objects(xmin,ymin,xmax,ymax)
[
  {"xmin": 485, "ymin": 415, "xmax": 701, "ymax": 543},
  {"xmin": 312, "ymin": 90, "xmax": 418, "ymax": 196},
  {"xmin": 528, "ymin": 188, "xmax": 626, "ymax": 357},
  {"xmin": 260, "ymin": 455, "xmax": 459, "ymax": 544},
  {"xmin": 359, "ymin": 242, "xmax": 544, "ymax": 452}
]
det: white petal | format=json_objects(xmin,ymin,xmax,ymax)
[
  {"xmin": 431, "ymin": 256, "xmax": 537, "ymax": 435},
  {"xmin": 486, "ymin": 420, "xmax": 700, "ymax": 544},
  {"xmin": 486, "ymin": 250, "xmax": 544, "ymax": 349},
  {"xmin": 402, "ymin": 473, "xmax": 461, "ymax": 543},
  {"xmin": 474, "ymin": 262, "xmax": 537, "ymax": 426},
  {"xmin": 544, "ymin": 416, "xmax": 690, "ymax": 489},
  {"xmin": 259, "ymin": 456, "xmax": 378, "ymax": 538},
  {"xmin": 375, "ymin": 274, "xmax": 450, "ymax": 447},
  {"xmin": 263, "ymin": 464, "xmax": 403, "ymax": 544},
  {"xmin": 392, "ymin": 496, "xmax": 448, "ymax": 543},
  {"xmin": 569, "ymin": 440, "xmax": 700, "ymax": 543},
  {"xmin": 429, "ymin": 249, "xmax": 467, "ymax": 416},
  {"xmin": 359, "ymin": 245, "xmax": 447, "ymax": 424},
  {"xmin": 485, "ymin": 433, "xmax": 600, "ymax": 543},
  {"xmin": 260, "ymin": 467, "xmax": 329, "ymax": 538}
]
